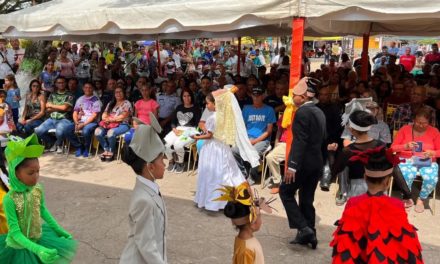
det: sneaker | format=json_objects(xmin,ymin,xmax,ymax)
[
  {"xmin": 167, "ymin": 162, "xmax": 175, "ymax": 172},
  {"xmin": 48, "ymin": 144, "xmax": 57, "ymax": 152},
  {"xmin": 75, "ymin": 148, "xmax": 83, "ymax": 157},
  {"xmin": 82, "ymin": 150, "xmax": 89, "ymax": 158},
  {"xmin": 56, "ymin": 146, "xmax": 63, "ymax": 154},
  {"xmin": 174, "ymin": 163, "xmax": 184, "ymax": 173}
]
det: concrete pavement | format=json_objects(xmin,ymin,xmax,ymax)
[{"xmin": 39, "ymin": 154, "xmax": 440, "ymax": 263}]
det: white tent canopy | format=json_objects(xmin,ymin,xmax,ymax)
[
  {"xmin": 1, "ymin": 0, "xmax": 440, "ymax": 40},
  {"xmin": 0, "ymin": 0, "xmax": 295, "ymax": 40}
]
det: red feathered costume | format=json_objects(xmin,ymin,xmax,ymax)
[{"xmin": 330, "ymin": 192, "xmax": 423, "ymax": 264}]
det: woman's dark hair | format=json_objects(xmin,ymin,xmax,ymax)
[
  {"xmin": 180, "ymin": 88, "xmax": 195, "ymax": 106},
  {"xmin": 341, "ymin": 53, "xmax": 350, "ymax": 62},
  {"xmin": 106, "ymin": 87, "xmax": 126, "ymax": 114},
  {"xmin": 224, "ymin": 202, "xmax": 251, "ymax": 229},
  {"xmin": 413, "ymin": 106, "xmax": 432, "ymax": 121},
  {"xmin": 122, "ymin": 145, "xmax": 147, "ymax": 175},
  {"xmin": 159, "ymin": 80, "xmax": 168, "ymax": 93},
  {"xmin": 364, "ymin": 148, "xmax": 393, "ymax": 185},
  {"xmin": 205, "ymin": 93, "xmax": 215, "ymax": 104},
  {"xmin": 349, "ymin": 110, "xmax": 378, "ymax": 133},
  {"xmin": 29, "ymin": 79, "xmax": 41, "ymax": 92},
  {"xmin": 377, "ymin": 81, "xmax": 392, "ymax": 97}
]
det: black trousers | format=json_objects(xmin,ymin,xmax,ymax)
[{"xmin": 279, "ymin": 168, "xmax": 321, "ymax": 230}]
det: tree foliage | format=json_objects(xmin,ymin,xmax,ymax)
[{"xmin": 0, "ymin": 0, "xmax": 51, "ymax": 14}]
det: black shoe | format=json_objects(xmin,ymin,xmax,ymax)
[
  {"xmin": 174, "ymin": 163, "xmax": 184, "ymax": 173},
  {"xmin": 320, "ymin": 182, "xmax": 330, "ymax": 192},
  {"xmin": 293, "ymin": 227, "xmax": 318, "ymax": 249}
]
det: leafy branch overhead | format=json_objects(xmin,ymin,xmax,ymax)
[{"xmin": 0, "ymin": 0, "xmax": 51, "ymax": 14}]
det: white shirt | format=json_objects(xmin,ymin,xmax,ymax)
[
  {"xmin": 172, "ymin": 53, "xmax": 181, "ymax": 68},
  {"xmin": 0, "ymin": 48, "xmax": 14, "ymax": 79},
  {"xmin": 136, "ymin": 175, "xmax": 160, "ymax": 195},
  {"xmin": 258, "ymin": 54, "xmax": 266, "ymax": 65}
]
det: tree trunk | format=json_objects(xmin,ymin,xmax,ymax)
[{"xmin": 15, "ymin": 40, "xmax": 51, "ymax": 110}]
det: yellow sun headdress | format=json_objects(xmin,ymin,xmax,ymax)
[{"xmin": 214, "ymin": 182, "xmax": 276, "ymax": 225}]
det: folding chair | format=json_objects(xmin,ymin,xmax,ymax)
[
  {"xmin": 185, "ymin": 142, "xmax": 198, "ymax": 175},
  {"xmin": 259, "ymin": 144, "xmax": 272, "ymax": 188}
]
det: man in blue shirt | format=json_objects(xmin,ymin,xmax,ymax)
[{"xmin": 232, "ymin": 86, "xmax": 276, "ymax": 184}]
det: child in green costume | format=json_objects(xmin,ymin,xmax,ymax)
[{"xmin": 0, "ymin": 134, "xmax": 77, "ymax": 263}]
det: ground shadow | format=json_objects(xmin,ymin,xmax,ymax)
[{"xmin": 39, "ymin": 176, "xmax": 440, "ymax": 264}]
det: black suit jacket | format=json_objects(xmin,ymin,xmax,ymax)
[{"xmin": 288, "ymin": 102, "xmax": 327, "ymax": 173}]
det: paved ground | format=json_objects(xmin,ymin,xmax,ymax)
[{"xmin": 39, "ymin": 154, "xmax": 440, "ymax": 264}]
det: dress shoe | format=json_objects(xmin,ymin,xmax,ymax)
[
  {"xmin": 320, "ymin": 182, "xmax": 330, "ymax": 192},
  {"xmin": 291, "ymin": 227, "xmax": 318, "ymax": 249}
]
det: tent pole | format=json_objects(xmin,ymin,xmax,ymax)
[
  {"xmin": 361, "ymin": 33, "xmax": 370, "ymax": 81},
  {"xmin": 156, "ymin": 39, "xmax": 161, "ymax": 76},
  {"xmin": 361, "ymin": 23, "xmax": 373, "ymax": 81},
  {"xmin": 285, "ymin": 17, "xmax": 305, "ymax": 168},
  {"xmin": 237, "ymin": 36, "xmax": 242, "ymax": 77}
]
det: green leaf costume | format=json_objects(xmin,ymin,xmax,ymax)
[{"xmin": 0, "ymin": 134, "xmax": 77, "ymax": 264}]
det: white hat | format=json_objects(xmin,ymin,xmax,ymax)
[
  {"xmin": 129, "ymin": 113, "xmax": 165, "ymax": 163},
  {"xmin": 341, "ymin": 97, "xmax": 373, "ymax": 127}
]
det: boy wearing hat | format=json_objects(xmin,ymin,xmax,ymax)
[
  {"xmin": 232, "ymin": 86, "xmax": 276, "ymax": 184},
  {"xmin": 280, "ymin": 77, "xmax": 326, "ymax": 249},
  {"xmin": 119, "ymin": 113, "xmax": 168, "ymax": 264}
]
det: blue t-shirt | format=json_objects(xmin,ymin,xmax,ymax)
[
  {"xmin": 6, "ymin": 88, "xmax": 20, "ymax": 109},
  {"xmin": 40, "ymin": 71, "xmax": 59, "ymax": 92},
  {"xmin": 242, "ymin": 104, "xmax": 276, "ymax": 140}
]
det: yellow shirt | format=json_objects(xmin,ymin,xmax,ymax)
[
  {"xmin": 233, "ymin": 236, "xmax": 264, "ymax": 264},
  {"xmin": 105, "ymin": 53, "xmax": 115, "ymax": 65},
  {"xmin": 0, "ymin": 184, "xmax": 8, "ymax": 234}
]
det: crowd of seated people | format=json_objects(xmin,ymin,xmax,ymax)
[{"xmin": 2, "ymin": 40, "xmax": 439, "ymax": 213}]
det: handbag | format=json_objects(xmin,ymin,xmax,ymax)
[{"xmin": 99, "ymin": 120, "xmax": 120, "ymax": 129}]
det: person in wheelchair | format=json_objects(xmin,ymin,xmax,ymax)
[{"xmin": 391, "ymin": 106, "xmax": 440, "ymax": 213}]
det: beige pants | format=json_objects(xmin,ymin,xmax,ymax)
[{"xmin": 265, "ymin": 142, "xmax": 286, "ymax": 185}]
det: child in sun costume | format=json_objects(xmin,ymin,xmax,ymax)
[
  {"xmin": 0, "ymin": 134, "xmax": 77, "ymax": 264},
  {"xmin": 330, "ymin": 146, "xmax": 423, "ymax": 264},
  {"xmin": 217, "ymin": 182, "xmax": 276, "ymax": 264}
]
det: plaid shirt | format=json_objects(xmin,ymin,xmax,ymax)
[{"xmin": 391, "ymin": 103, "xmax": 437, "ymax": 129}]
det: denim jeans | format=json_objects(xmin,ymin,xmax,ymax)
[
  {"xmin": 11, "ymin": 108, "xmax": 19, "ymax": 126},
  {"xmin": 232, "ymin": 140, "xmax": 269, "ymax": 178},
  {"xmin": 66, "ymin": 122, "xmax": 98, "ymax": 150},
  {"xmin": 17, "ymin": 119, "xmax": 44, "ymax": 137},
  {"xmin": 94, "ymin": 124, "xmax": 130, "ymax": 153},
  {"xmin": 124, "ymin": 128, "xmax": 135, "ymax": 145},
  {"xmin": 34, "ymin": 118, "xmax": 73, "ymax": 146}
]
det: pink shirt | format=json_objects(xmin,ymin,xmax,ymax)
[
  {"xmin": 135, "ymin": 99, "xmax": 159, "ymax": 125},
  {"xmin": 391, "ymin": 124, "xmax": 440, "ymax": 160}
]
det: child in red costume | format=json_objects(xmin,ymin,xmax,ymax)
[{"xmin": 330, "ymin": 146, "xmax": 423, "ymax": 264}]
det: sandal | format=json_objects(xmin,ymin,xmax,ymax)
[
  {"xmin": 414, "ymin": 200, "xmax": 425, "ymax": 213},
  {"xmin": 403, "ymin": 199, "xmax": 414, "ymax": 209}
]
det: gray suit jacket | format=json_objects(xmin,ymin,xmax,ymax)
[{"xmin": 119, "ymin": 178, "xmax": 167, "ymax": 264}]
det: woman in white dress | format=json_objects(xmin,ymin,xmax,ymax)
[{"xmin": 193, "ymin": 86, "xmax": 260, "ymax": 211}]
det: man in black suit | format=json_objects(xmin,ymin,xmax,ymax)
[{"xmin": 280, "ymin": 77, "xmax": 326, "ymax": 249}]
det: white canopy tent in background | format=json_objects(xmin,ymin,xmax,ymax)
[{"xmin": 1, "ymin": 0, "xmax": 440, "ymax": 40}]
